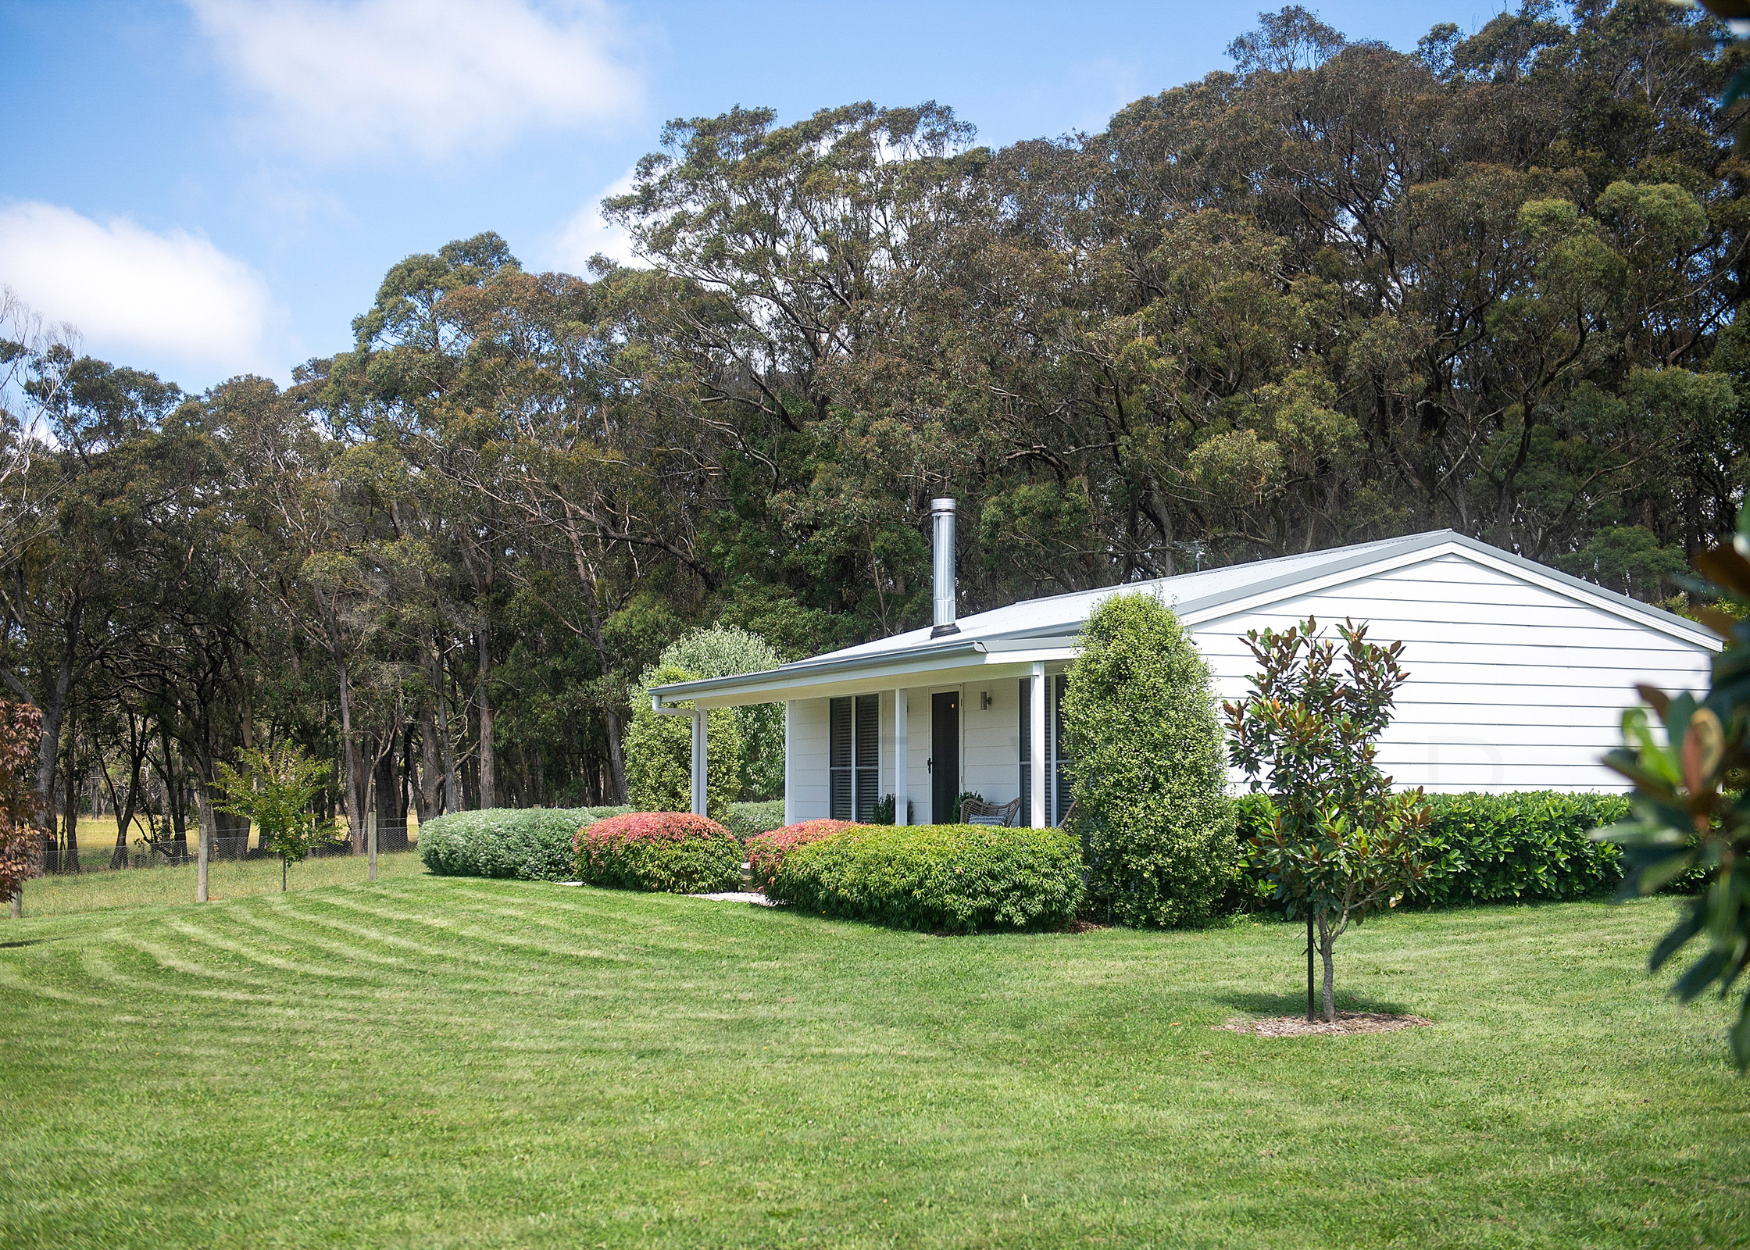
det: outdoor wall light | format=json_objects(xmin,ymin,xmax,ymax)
[{"xmin": 980, "ymin": 690, "xmax": 992, "ymax": 710}]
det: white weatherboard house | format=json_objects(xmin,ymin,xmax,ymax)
[{"xmin": 650, "ymin": 501, "xmax": 1721, "ymax": 828}]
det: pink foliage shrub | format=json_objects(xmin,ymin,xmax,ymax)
[
  {"xmin": 574, "ymin": 811, "xmax": 743, "ymax": 894},
  {"xmin": 746, "ymin": 819, "xmax": 858, "ymax": 891}
]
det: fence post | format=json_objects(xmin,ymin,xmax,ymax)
[{"xmin": 368, "ymin": 810, "xmax": 377, "ymax": 882}]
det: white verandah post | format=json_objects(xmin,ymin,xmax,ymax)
[
  {"xmin": 893, "ymin": 688, "xmax": 908, "ymax": 826},
  {"xmin": 690, "ymin": 710, "xmax": 707, "ymax": 817},
  {"xmin": 1030, "ymin": 661, "xmax": 1047, "ymax": 829}
]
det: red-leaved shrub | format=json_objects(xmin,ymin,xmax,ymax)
[
  {"xmin": 746, "ymin": 819, "xmax": 858, "ymax": 891},
  {"xmin": 574, "ymin": 811, "xmax": 743, "ymax": 894}
]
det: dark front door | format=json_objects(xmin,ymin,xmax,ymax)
[{"xmin": 931, "ymin": 691, "xmax": 959, "ymax": 824}]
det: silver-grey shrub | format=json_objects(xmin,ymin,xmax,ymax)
[{"xmin": 418, "ymin": 807, "xmax": 624, "ymax": 881}]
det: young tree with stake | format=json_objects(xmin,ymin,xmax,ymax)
[
  {"xmin": 213, "ymin": 744, "xmax": 337, "ymax": 892},
  {"xmin": 1225, "ymin": 618, "xmax": 1431, "ymax": 1022}
]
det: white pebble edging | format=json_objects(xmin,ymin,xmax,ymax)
[
  {"xmin": 688, "ymin": 891, "xmax": 784, "ymax": 906},
  {"xmin": 555, "ymin": 882, "xmax": 782, "ymax": 906}
]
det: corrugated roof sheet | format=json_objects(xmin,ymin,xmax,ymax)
[{"xmin": 650, "ymin": 528, "xmax": 1716, "ymax": 703}]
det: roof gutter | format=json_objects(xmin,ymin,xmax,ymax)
[{"xmin": 650, "ymin": 636, "xmax": 989, "ymax": 706}]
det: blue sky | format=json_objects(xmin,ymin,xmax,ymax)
[{"xmin": 0, "ymin": 0, "xmax": 1485, "ymax": 392}]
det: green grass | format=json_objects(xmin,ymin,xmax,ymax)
[
  {"xmin": 1, "ymin": 874, "xmax": 1744, "ymax": 1249},
  {"xmin": 15, "ymin": 848, "xmax": 429, "ymax": 917}
]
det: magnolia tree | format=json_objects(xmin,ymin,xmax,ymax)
[
  {"xmin": 213, "ymin": 744, "xmax": 339, "ymax": 892},
  {"xmin": 1225, "ymin": 617, "xmax": 1431, "ymax": 1021},
  {"xmin": 0, "ymin": 700, "xmax": 43, "ymax": 919},
  {"xmin": 1599, "ymin": 505, "xmax": 1750, "ymax": 1068}
]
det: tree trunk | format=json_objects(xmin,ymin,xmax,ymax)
[
  {"xmin": 61, "ymin": 754, "xmax": 79, "ymax": 873},
  {"xmin": 603, "ymin": 708, "xmax": 627, "ymax": 804},
  {"xmin": 157, "ymin": 730, "xmax": 190, "ymax": 861},
  {"xmin": 1319, "ymin": 912, "xmax": 1337, "ymax": 1023},
  {"xmin": 559, "ymin": 508, "xmax": 627, "ymax": 803},
  {"xmin": 438, "ymin": 650, "xmax": 461, "ymax": 813},
  {"xmin": 106, "ymin": 715, "xmax": 148, "ymax": 869},
  {"xmin": 416, "ymin": 695, "xmax": 441, "ymax": 820},
  {"xmin": 33, "ymin": 599, "xmax": 80, "ymax": 874},
  {"xmin": 336, "ymin": 654, "xmax": 362, "ymax": 852},
  {"xmin": 476, "ymin": 625, "xmax": 495, "ymax": 810}
]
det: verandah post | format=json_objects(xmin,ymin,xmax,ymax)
[
  {"xmin": 893, "ymin": 688, "xmax": 908, "ymax": 826},
  {"xmin": 690, "ymin": 710, "xmax": 707, "ymax": 817},
  {"xmin": 1030, "ymin": 662, "xmax": 1047, "ymax": 828}
]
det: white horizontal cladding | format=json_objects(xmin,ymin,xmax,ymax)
[
  {"xmin": 677, "ymin": 649, "xmax": 1078, "ymax": 709},
  {"xmin": 785, "ymin": 698, "xmax": 831, "ymax": 824},
  {"xmin": 1179, "ymin": 544, "xmax": 1715, "ymax": 651},
  {"xmin": 1196, "ymin": 547, "xmax": 1712, "ymax": 794},
  {"xmin": 1196, "ymin": 609, "xmax": 1700, "ymax": 654},
  {"xmin": 964, "ymin": 674, "xmax": 1023, "ymax": 808}
]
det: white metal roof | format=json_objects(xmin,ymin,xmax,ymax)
[{"xmin": 651, "ymin": 529, "xmax": 1719, "ymax": 707}]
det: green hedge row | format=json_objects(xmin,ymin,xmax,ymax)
[
  {"xmin": 418, "ymin": 807, "xmax": 623, "ymax": 881},
  {"xmin": 1233, "ymin": 791, "xmax": 1634, "ymax": 909},
  {"xmin": 770, "ymin": 823, "xmax": 1084, "ymax": 933}
]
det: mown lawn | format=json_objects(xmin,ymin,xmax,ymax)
[{"xmin": 0, "ymin": 871, "xmax": 1744, "ymax": 1249}]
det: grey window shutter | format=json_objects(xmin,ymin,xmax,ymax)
[
  {"xmin": 854, "ymin": 694, "xmax": 880, "ymax": 822},
  {"xmin": 829, "ymin": 697, "xmax": 852, "ymax": 820}
]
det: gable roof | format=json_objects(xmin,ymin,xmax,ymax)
[{"xmin": 651, "ymin": 529, "xmax": 1720, "ymax": 707}]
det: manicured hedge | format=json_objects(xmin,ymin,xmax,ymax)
[
  {"xmin": 418, "ymin": 807, "xmax": 610, "ymax": 881},
  {"xmin": 745, "ymin": 819, "xmax": 857, "ymax": 891},
  {"xmin": 1232, "ymin": 791, "xmax": 1634, "ymax": 908},
  {"xmin": 723, "ymin": 800, "xmax": 787, "ymax": 842},
  {"xmin": 574, "ymin": 811, "xmax": 744, "ymax": 894},
  {"xmin": 769, "ymin": 823, "xmax": 1084, "ymax": 933}
]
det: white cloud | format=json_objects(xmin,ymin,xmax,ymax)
[
  {"xmin": 545, "ymin": 165, "xmax": 643, "ymax": 273},
  {"xmin": 0, "ymin": 202, "xmax": 273, "ymax": 374},
  {"xmin": 188, "ymin": 0, "xmax": 643, "ymax": 161}
]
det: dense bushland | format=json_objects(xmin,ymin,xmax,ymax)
[
  {"xmin": 769, "ymin": 823, "xmax": 1083, "ymax": 932},
  {"xmin": 419, "ymin": 808, "xmax": 615, "ymax": 881},
  {"xmin": 574, "ymin": 812, "xmax": 744, "ymax": 894}
]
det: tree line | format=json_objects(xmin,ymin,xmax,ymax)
[{"xmin": 2, "ymin": 1, "xmax": 1744, "ymax": 870}]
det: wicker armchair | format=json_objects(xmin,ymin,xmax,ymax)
[{"xmin": 960, "ymin": 796, "xmax": 1023, "ymax": 827}]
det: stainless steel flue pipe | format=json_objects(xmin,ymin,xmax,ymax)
[{"xmin": 931, "ymin": 498, "xmax": 958, "ymax": 637}]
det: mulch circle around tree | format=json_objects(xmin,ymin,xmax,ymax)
[{"xmin": 1223, "ymin": 1012, "xmax": 1432, "ymax": 1038}]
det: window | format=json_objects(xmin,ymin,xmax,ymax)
[
  {"xmin": 830, "ymin": 694, "xmax": 881, "ymax": 820},
  {"xmin": 1019, "ymin": 675, "xmax": 1073, "ymax": 826}
]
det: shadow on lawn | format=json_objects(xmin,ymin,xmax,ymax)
[
  {"xmin": 1215, "ymin": 989, "xmax": 1416, "ymax": 1017},
  {"xmin": 0, "ymin": 937, "xmax": 63, "ymax": 950}
]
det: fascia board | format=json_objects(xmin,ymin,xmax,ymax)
[
  {"xmin": 1167, "ymin": 534, "xmax": 1448, "ymax": 623},
  {"xmin": 661, "ymin": 646, "xmax": 988, "ymax": 708},
  {"xmin": 670, "ymin": 647, "xmax": 1081, "ymax": 709},
  {"xmin": 1442, "ymin": 535, "xmax": 1721, "ymax": 649}
]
